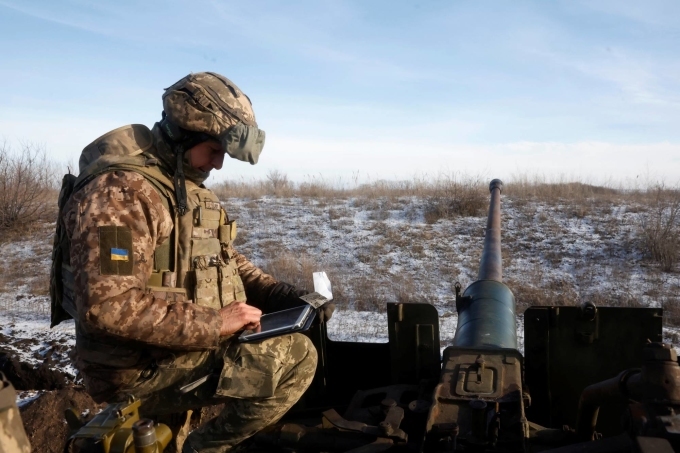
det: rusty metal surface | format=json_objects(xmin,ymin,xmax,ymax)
[{"xmin": 424, "ymin": 347, "xmax": 526, "ymax": 451}]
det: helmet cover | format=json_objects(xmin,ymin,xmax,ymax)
[{"xmin": 162, "ymin": 72, "xmax": 265, "ymax": 164}]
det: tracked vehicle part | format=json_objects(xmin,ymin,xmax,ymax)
[{"xmin": 66, "ymin": 395, "xmax": 172, "ymax": 453}]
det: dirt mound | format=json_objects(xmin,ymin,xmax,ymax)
[
  {"xmin": 0, "ymin": 352, "xmax": 69, "ymax": 390},
  {"xmin": 20, "ymin": 387, "xmax": 104, "ymax": 453},
  {"xmin": 19, "ymin": 388, "xmax": 226, "ymax": 453}
]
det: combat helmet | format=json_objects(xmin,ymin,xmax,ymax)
[{"xmin": 158, "ymin": 72, "xmax": 266, "ymax": 214}]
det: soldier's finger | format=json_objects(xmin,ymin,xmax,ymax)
[
  {"xmin": 230, "ymin": 301, "xmax": 261, "ymax": 315},
  {"xmin": 244, "ymin": 321, "xmax": 260, "ymax": 331},
  {"xmin": 236, "ymin": 304, "xmax": 261, "ymax": 319},
  {"xmin": 240, "ymin": 310, "xmax": 261, "ymax": 324}
]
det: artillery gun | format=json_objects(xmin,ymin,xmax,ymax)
[{"xmin": 65, "ymin": 179, "xmax": 678, "ymax": 452}]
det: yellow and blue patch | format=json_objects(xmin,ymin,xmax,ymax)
[
  {"xmin": 99, "ymin": 226, "xmax": 133, "ymax": 275},
  {"xmin": 110, "ymin": 248, "xmax": 129, "ymax": 262}
]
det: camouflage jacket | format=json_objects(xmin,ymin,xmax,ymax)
[{"xmin": 63, "ymin": 168, "xmax": 281, "ymax": 401}]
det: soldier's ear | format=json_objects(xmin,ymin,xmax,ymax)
[{"xmin": 159, "ymin": 114, "xmax": 187, "ymax": 143}]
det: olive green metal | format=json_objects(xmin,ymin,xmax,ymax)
[
  {"xmin": 133, "ymin": 419, "xmax": 159, "ymax": 453},
  {"xmin": 452, "ymin": 179, "xmax": 517, "ymax": 350},
  {"xmin": 478, "ymin": 179, "xmax": 503, "ymax": 282},
  {"xmin": 66, "ymin": 396, "xmax": 172, "ymax": 453},
  {"xmin": 452, "ymin": 280, "xmax": 517, "ymax": 349}
]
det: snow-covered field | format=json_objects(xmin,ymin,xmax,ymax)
[{"xmin": 2, "ymin": 191, "xmax": 680, "ymax": 400}]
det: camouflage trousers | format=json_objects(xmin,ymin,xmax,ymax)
[{"xmin": 124, "ymin": 333, "xmax": 317, "ymax": 453}]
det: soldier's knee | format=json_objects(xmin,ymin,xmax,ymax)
[{"xmin": 290, "ymin": 333, "xmax": 318, "ymax": 369}]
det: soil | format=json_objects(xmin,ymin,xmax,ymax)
[
  {"xmin": 18, "ymin": 387, "xmax": 225, "ymax": 453},
  {"xmin": 2, "ymin": 349, "xmax": 227, "ymax": 452},
  {"xmin": 20, "ymin": 387, "xmax": 104, "ymax": 453},
  {"xmin": 0, "ymin": 352, "xmax": 69, "ymax": 390}
]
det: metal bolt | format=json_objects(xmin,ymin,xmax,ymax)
[
  {"xmin": 379, "ymin": 421, "xmax": 394, "ymax": 436},
  {"xmin": 380, "ymin": 398, "xmax": 397, "ymax": 414},
  {"xmin": 132, "ymin": 418, "xmax": 158, "ymax": 451}
]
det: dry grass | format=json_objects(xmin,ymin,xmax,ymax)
[
  {"xmin": 4, "ymin": 170, "xmax": 680, "ymax": 331},
  {"xmin": 0, "ymin": 142, "xmax": 59, "ymax": 238},
  {"xmin": 0, "ymin": 223, "xmax": 53, "ymax": 314},
  {"xmin": 638, "ymin": 185, "xmax": 680, "ymax": 272},
  {"xmin": 505, "ymin": 175, "xmax": 621, "ymax": 201},
  {"xmin": 423, "ymin": 175, "xmax": 487, "ymax": 223},
  {"xmin": 212, "ymin": 171, "xmax": 486, "ymax": 207}
]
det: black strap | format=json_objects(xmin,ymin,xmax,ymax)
[{"xmin": 173, "ymin": 145, "xmax": 189, "ymax": 216}]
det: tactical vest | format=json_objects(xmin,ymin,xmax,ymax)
[{"xmin": 51, "ymin": 124, "xmax": 246, "ymax": 328}]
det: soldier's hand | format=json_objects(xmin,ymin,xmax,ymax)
[
  {"xmin": 218, "ymin": 302, "xmax": 262, "ymax": 336},
  {"xmin": 318, "ymin": 302, "xmax": 336, "ymax": 323}
]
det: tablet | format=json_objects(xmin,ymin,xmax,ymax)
[{"xmin": 238, "ymin": 305, "xmax": 316, "ymax": 342}]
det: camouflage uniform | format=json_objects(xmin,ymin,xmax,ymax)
[
  {"xmin": 62, "ymin": 73, "xmax": 318, "ymax": 452},
  {"xmin": 0, "ymin": 373, "xmax": 31, "ymax": 453}
]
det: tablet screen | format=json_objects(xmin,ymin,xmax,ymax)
[{"xmin": 238, "ymin": 305, "xmax": 314, "ymax": 342}]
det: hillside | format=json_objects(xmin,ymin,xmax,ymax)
[{"xmin": 2, "ymin": 180, "xmax": 680, "ymax": 450}]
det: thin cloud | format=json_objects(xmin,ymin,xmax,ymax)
[
  {"xmin": 504, "ymin": 10, "xmax": 680, "ymax": 108},
  {"xmin": 206, "ymin": 0, "xmax": 442, "ymax": 82},
  {"xmin": 0, "ymin": 1, "xmax": 106, "ymax": 35},
  {"xmin": 577, "ymin": 0, "xmax": 680, "ymax": 28},
  {"xmin": 557, "ymin": 50, "xmax": 679, "ymax": 107}
]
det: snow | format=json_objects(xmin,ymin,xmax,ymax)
[
  {"xmin": 2, "ymin": 193, "xmax": 680, "ymax": 402},
  {"xmin": 0, "ymin": 312, "xmax": 77, "ymax": 379},
  {"xmin": 16, "ymin": 390, "xmax": 45, "ymax": 408}
]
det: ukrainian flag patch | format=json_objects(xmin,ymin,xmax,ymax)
[
  {"xmin": 110, "ymin": 248, "xmax": 129, "ymax": 262},
  {"xmin": 99, "ymin": 226, "xmax": 133, "ymax": 275}
]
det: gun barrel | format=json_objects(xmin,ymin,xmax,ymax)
[
  {"xmin": 478, "ymin": 179, "xmax": 503, "ymax": 282},
  {"xmin": 452, "ymin": 179, "xmax": 517, "ymax": 350}
]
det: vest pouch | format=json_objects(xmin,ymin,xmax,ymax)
[
  {"xmin": 218, "ymin": 221, "xmax": 237, "ymax": 244},
  {"xmin": 220, "ymin": 272, "xmax": 235, "ymax": 305},
  {"xmin": 226, "ymin": 261, "xmax": 247, "ymax": 301},
  {"xmin": 234, "ymin": 280, "xmax": 246, "ymax": 301},
  {"xmin": 194, "ymin": 267, "xmax": 221, "ymax": 310},
  {"xmin": 194, "ymin": 206, "xmax": 221, "ymax": 227},
  {"xmin": 191, "ymin": 238, "xmax": 221, "ymax": 257}
]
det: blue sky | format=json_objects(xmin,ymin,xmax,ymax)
[{"xmin": 1, "ymin": 0, "xmax": 679, "ymax": 185}]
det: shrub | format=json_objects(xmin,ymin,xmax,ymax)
[
  {"xmin": 265, "ymin": 169, "xmax": 292, "ymax": 196},
  {"xmin": 639, "ymin": 185, "xmax": 680, "ymax": 272},
  {"xmin": 423, "ymin": 175, "xmax": 486, "ymax": 223},
  {"xmin": 0, "ymin": 142, "xmax": 58, "ymax": 235}
]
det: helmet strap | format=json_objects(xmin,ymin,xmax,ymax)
[
  {"xmin": 173, "ymin": 144, "xmax": 189, "ymax": 216},
  {"xmin": 159, "ymin": 115, "xmax": 211, "ymax": 215}
]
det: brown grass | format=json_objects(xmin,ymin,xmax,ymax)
[
  {"xmin": 4, "ymin": 168, "xmax": 680, "ymax": 330},
  {"xmin": 638, "ymin": 185, "xmax": 680, "ymax": 272},
  {"xmin": 212, "ymin": 172, "xmax": 485, "ymax": 201},
  {"xmin": 0, "ymin": 142, "xmax": 59, "ymax": 237}
]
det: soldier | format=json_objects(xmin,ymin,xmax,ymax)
[{"xmin": 59, "ymin": 72, "xmax": 335, "ymax": 452}]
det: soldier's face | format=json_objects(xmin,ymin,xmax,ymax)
[{"xmin": 188, "ymin": 140, "xmax": 226, "ymax": 172}]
